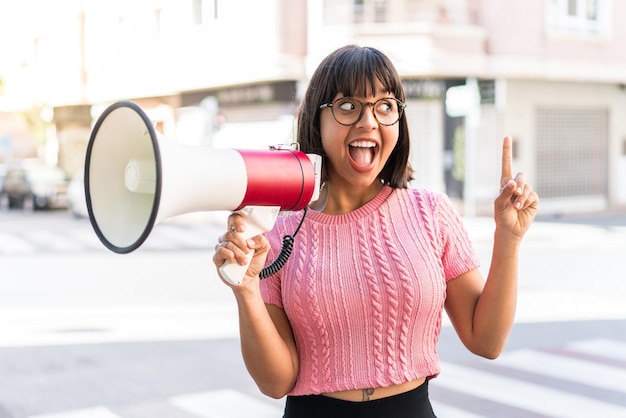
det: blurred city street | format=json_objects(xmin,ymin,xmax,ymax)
[
  {"xmin": 2, "ymin": 1, "xmax": 626, "ymax": 417},
  {"xmin": 0, "ymin": 208, "xmax": 625, "ymax": 417}
]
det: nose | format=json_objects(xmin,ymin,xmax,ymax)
[{"xmin": 355, "ymin": 102, "xmax": 378, "ymax": 128}]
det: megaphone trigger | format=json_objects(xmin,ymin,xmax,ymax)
[{"xmin": 218, "ymin": 205, "xmax": 280, "ymax": 286}]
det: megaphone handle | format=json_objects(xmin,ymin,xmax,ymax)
[
  {"xmin": 218, "ymin": 206, "xmax": 280, "ymax": 286},
  {"xmin": 218, "ymin": 250, "xmax": 255, "ymax": 286}
]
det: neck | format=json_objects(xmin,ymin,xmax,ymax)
[{"xmin": 310, "ymin": 181, "xmax": 384, "ymax": 215}]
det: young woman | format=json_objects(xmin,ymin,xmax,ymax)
[{"xmin": 213, "ymin": 45, "xmax": 539, "ymax": 418}]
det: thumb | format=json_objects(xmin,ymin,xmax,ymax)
[{"xmin": 496, "ymin": 179, "xmax": 516, "ymax": 209}]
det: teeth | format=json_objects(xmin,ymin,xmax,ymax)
[{"xmin": 349, "ymin": 141, "xmax": 376, "ymax": 148}]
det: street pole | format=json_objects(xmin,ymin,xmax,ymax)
[{"xmin": 464, "ymin": 77, "xmax": 481, "ymax": 218}]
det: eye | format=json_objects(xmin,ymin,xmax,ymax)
[
  {"xmin": 336, "ymin": 99, "xmax": 357, "ymax": 112},
  {"xmin": 376, "ymin": 99, "xmax": 395, "ymax": 114}
]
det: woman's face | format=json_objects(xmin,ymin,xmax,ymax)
[{"xmin": 319, "ymin": 80, "xmax": 400, "ymax": 189}]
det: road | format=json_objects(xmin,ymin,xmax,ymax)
[{"xmin": 1, "ymin": 209, "xmax": 626, "ymax": 417}]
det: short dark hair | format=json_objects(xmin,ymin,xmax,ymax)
[{"xmin": 296, "ymin": 45, "xmax": 413, "ymax": 188}]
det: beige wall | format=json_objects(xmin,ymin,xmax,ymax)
[
  {"xmin": 479, "ymin": 0, "xmax": 626, "ymax": 60},
  {"xmin": 502, "ymin": 79, "xmax": 626, "ymax": 211},
  {"xmin": 0, "ymin": 113, "xmax": 38, "ymax": 162}
]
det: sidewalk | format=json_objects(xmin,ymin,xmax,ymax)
[
  {"xmin": 463, "ymin": 214, "xmax": 626, "ymax": 247},
  {"xmin": 461, "ymin": 214, "xmax": 626, "ymax": 325}
]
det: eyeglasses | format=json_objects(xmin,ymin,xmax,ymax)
[{"xmin": 319, "ymin": 97, "xmax": 406, "ymax": 126}]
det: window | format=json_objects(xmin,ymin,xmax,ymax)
[
  {"xmin": 354, "ymin": 0, "xmax": 364, "ymax": 23},
  {"xmin": 353, "ymin": 0, "xmax": 388, "ymax": 24},
  {"xmin": 547, "ymin": 0, "xmax": 611, "ymax": 36},
  {"xmin": 193, "ymin": 0, "xmax": 218, "ymax": 25},
  {"xmin": 373, "ymin": 0, "xmax": 387, "ymax": 22},
  {"xmin": 536, "ymin": 107, "xmax": 608, "ymax": 199}
]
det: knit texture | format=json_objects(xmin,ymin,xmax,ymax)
[{"xmin": 260, "ymin": 186, "xmax": 480, "ymax": 396}]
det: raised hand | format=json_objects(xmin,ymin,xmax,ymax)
[{"xmin": 494, "ymin": 136, "xmax": 539, "ymax": 238}]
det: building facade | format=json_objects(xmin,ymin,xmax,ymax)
[
  {"xmin": 307, "ymin": 0, "xmax": 626, "ymax": 214},
  {"xmin": 0, "ymin": 0, "xmax": 624, "ymax": 214}
]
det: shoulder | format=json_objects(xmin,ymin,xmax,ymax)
[
  {"xmin": 394, "ymin": 187, "xmax": 450, "ymax": 215},
  {"xmin": 395, "ymin": 188, "xmax": 466, "ymax": 241}
]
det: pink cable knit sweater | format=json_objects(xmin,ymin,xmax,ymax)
[{"xmin": 260, "ymin": 186, "xmax": 480, "ymax": 396}]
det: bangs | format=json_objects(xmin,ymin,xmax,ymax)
[{"xmin": 326, "ymin": 47, "xmax": 403, "ymax": 100}]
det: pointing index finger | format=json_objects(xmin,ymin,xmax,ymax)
[{"xmin": 501, "ymin": 136, "xmax": 513, "ymax": 183}]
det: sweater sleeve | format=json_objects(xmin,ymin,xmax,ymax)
[{"xmin": 434, "ymin": 192, "xmax": 481, "ymax": 281}]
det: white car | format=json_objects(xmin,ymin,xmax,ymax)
[{"xmin": 68, "ymin": 168, "xmax": 89, "ymax": 218}]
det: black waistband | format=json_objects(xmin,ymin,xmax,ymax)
[{"xmin": 283, "ymin": 380, "xmax": 436, "ymax": 418}]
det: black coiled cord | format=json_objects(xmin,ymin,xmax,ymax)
[{"xmin": 259, "ymin": 207, "xmax": 308, "ymax": 279}]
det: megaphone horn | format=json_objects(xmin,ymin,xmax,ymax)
[{"xmin": 85, "ymin": 101, "xmax": 322, "ymax": 284}]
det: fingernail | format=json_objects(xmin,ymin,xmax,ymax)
[
  {"xmin": 517, "ymin": 187, "xmax": 523, "ymax": 194},
  {"xmin": 247, "ymin": 239, "xmax": 255, "ymax": 247},
  {"xmin": 515, "ymin": 202, "xmax": 522, "ymax": 209}
]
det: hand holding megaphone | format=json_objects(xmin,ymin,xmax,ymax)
[
  {"xmin": 217, "ymin": 206, "xmax": 279, "ymax": 285},
  {"xmin": 85, "ymin": 101, "xmax": 321, "ymax": 284}
]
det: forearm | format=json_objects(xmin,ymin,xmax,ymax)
[
  {"xmin": 234, "ymin": 289, "xmax": 298, "ymax": 398},
  {"xmin": 472, "ymin": 230, "xmax": 521, "ymax": 357},
  {"xmin": 462, "ymin": 135, "xmax": 538, "ymax": 358}
]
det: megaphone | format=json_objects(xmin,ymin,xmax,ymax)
[{"xmin": 85, "ymin": 101, "xmax": 322, "ymax": 285}]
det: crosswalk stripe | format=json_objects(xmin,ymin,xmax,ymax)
[
  {"xmin": 170, "ymin": 389, "xmax": 284, "ymax": 418},
  {"xmin": 0, "ymin": 232, "xmax": 36, "ymax": 254},
  {"xmin": 436, "ymin": 361, "xmax": 626, "ymax": 418},
  {"xmin": 23, "ymin": 230, "xmax": 84, "ymax": 251},
  {"xmin": 152, "ymin": 225, "xmax": 213, "ymax": 248},
  {"xmin": 0, "ymin": 305, "xmax": 239, "ymax": 347},
  {"xmin": 28, "ymin": 406, "xmax": 122, "ymax": 418},
  {"xmin": 430, "ymin": 401, "xmax": 486, "ymax": 418},
  {"xmin": 567, "ymin": 338, "xmax": 626, "ymax": 362},
  {"xmin": 495, "ymin": 348, "xmax": 626, "ymax": 392},
  {"xmin": 67, "ymin": 228, "xmax": 107, "ymax": 249},
  {"xmin": 0, "ymin": 229, "xmax": 213, "ymax": 255}
]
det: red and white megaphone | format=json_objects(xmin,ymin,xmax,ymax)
[{"xmin": 85, "ymin": 101, "xmax": 321, "ymax": 285}]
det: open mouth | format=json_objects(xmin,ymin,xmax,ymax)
[{"xmin": 348, "ymin": 141, "xmax": 378, "ymax": 166}]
